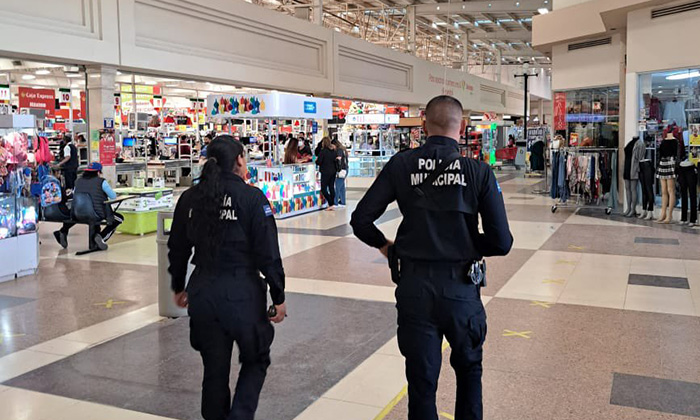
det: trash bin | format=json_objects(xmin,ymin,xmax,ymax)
[{"xmin": 156, "ymin": 210, "xmax": 191, "ymax": 318}]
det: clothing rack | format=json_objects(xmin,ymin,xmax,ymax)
[{"xmin": 550, "ymin": 147, "xmax": 618, "ymax": 215}]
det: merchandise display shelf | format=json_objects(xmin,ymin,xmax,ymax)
[
  {"xmin": 251, "ymin": 162, "xmax": 322, "ymax": 219},
  {"xmin": 0, "ymin": 194, "xmax": 39, "ymax": 282},
  {"xmin": 113, "ymin": 187, "xmax": 174, "ymax": 235}
]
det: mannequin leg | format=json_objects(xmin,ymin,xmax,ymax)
[
  {"xmin": 666, "ymin": 178, "xmax": 676, "ymax": 223},
  {"xmin": 679, "ymin": 169, "xmax": 689, "ymax": 224},
  {"xmin": 624, "ymin": 180, "xmax": 633, "ymax": 216},
  {"xmin": 690, "ymin": 170, "xmax": 698, "ymax": 226},
  {"xmin": 630, "ymin": 180, "xmax": 639, "ymax": 217},
  {"xmin": 657, "ymin": 179, "xmax": 669, "ymax": 223}
]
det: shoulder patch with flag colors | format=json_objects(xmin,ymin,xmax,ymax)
[
  {"xmin": 263, "ymin": 204, "xmax": 273, "ymax": 217},
  {"xmin": 496, "ymin": 180, "xmax": 502, "ymax": 193}
]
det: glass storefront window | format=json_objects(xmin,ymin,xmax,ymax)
[
  {"xmin": 555, "ymin": 86, "xmax": 620, "ymax": 148},
  {"xmin": 638, "ymin": 68, "xmax": 700, "ymax": 164}
]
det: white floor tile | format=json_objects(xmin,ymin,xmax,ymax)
[
  {"xmin": 278, "ymin": 234, "xmax": 339, "ymax": 258},
  {"xmin": 0, "ymin": 387, "xmax": 78, "ymax": 420},
  {"xmin": 324, "ymin": 353, "xmax": 406, "ymax": 407},
  {"xmin": 28, "ymin": 338, "xmax": 90, "ymax": 357},
  {"xmin": 47, "ymin": 400, "xmax": 178, "ymax": 420},
  {"xmin": 624, "ymin": 285, "xmax": 695, "ymax": 316},
  {"xmin": 508, "ymin": 221, "xmax": 561, "ymax": 250},
  {"xmin": 57, "ymin": 236, "xmax": 158, "ymax": 266},
  {"xmin": 287, "ymin": 277, "xmax": 395, "ymax": 303},
  {"xmin": 376, "ymin": 337, "xmax": 401, "ymax": 357},
  {"xmin": 0, "ymin": 350, "xmax": 64, "ymax": 382},
  {"xmin": 630, "ymin": 256, "xmax": 688, "ymax": 278},
  {"xmin": 293, "ymin": 397, "xmax": 380, "ymax": 420},
  {"xmin": 496, "ymin": 250, "xmax": 582, "ymax": 302},
  {"xmin": 558, "ymin": 254, "xmax": 631, "ymax": 309}
]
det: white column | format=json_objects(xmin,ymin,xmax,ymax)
[
  {"xmin": 407, "ymin": 6, "xmax": 416, "ymax": 55},
  {"xmin": 497, "ymin": 49, "xmax": 502, "ymax": 83},
  {"xmin": 462, "ymin": 33, "xmax": 469, "ymax": 72},
  {"xmin": 86, "ymin": 65, "xmax": 117, "ymax": 186},
  {"xmin": 313, "ymin": 0, "xmax": 323, "ymax": 25}
]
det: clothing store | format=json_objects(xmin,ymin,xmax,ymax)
[{"xmin": 635, "ymin": 68, "xmax": 700, "ymax": 226}]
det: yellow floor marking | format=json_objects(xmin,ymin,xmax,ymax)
[
  {"xmin": 556, "ymin": 260, "xmax": 577, "ymax": 265},
  {"xmin": 502, "ymin": 329, "xmax": 533, "ymax": 339},
  {"xmin": 439, "ymin": 412, "xmax": 455, "ymax": 419},
  {"xmin": 542, "ymin": 279, "xmax": 565, "ymax": 284},
  {"xmin": 530, "ymin": 301, "xmax": 553, "ymax": 308},
  {"xmin": 93, "ymin": 299, "xmax": 127, "ymax": 309},
  {"xmin": 0, "ymin": 333, "xmax": 26, "ymax": 345},
  {"xmin": 568, "ymin": 245, "xmax": 586, "ymax": 250},
  {"xmin": 374, "ymin": 340, "xmax": 452, "ymax": 420}
]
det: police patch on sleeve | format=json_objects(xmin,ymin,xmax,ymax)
[{"xmin": 263, "ymin": 204, "xmax": 273, "ymax": 217}]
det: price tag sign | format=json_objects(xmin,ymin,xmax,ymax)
[
  {"xmin": 59, "ymin": 88, "xmax": 71, "ymax": 103},
  {"xmin": 0, "ymin": 84, "xmax": 10, "ymax": 101}
]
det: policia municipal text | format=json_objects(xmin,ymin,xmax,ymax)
[
  {"xmin": 168, "ymin": 136, "xmax": 287, "ymax": 420},
  {"xmin": 351, "ymin": 95, "xmax": 513, "ymax": 420}
]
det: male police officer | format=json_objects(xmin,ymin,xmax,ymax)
[{"xmin": 351, "ymin": 95, "xmax": 512, "ymax": 420}]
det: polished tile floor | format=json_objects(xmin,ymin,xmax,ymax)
[{"xmin": 1, "ymin": 173, "xmax": 700, "ymax": 420}]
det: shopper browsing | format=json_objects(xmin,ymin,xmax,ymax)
[
  {"xmin": 332, "ymin": 138, "xmax": 348, "ymax": 207},
  {"xmin": 316, "ymin": 136, "xmax": 337, "ymax": 210},
  {"xmin": 167, "ymin": 135, "xmax": 286, "ymax": 420},
  {"xmin": 351, "ymin": 95, "xmax": 513, "ymax": 420},
  {"xmin": 57, "ymin": 134, "xmax": 78, "ymax": 194}
]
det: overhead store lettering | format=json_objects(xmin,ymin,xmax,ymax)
[
  {"xmin": 410, "ymin": 158, "xmax": 467, "ymax": 187},
  {"xmin": 220, "ymin": 195, "xmax": 238, "ymax": 221}
]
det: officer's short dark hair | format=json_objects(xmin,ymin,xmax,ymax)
[{"xmin": 424, "ymin": 96, "xmax": 464, "ymax": 133}]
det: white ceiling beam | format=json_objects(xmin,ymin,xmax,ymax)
[
  {"xmin": 465, "ymin": 30, "xmax": 532, "ymax": 41},
  {"xmin": 415, "ymin": 0, "xmax": 545, "ymax": 16}
]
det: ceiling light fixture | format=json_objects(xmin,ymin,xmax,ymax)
[
  {"xmin": 22, "ymin": 75, "xmax": 36, "ymax": 80},
  {"xmin": 538, "ymin": 7, "xmax": 549, "ymax": 14},
  {"xmin": 400, "ymin": 36, "xmax": 405, "ymax": 41},
  {"xmin": 35, "ymin": 70, "xmax": 50, "ymax": 75},
  {"xmin": 89, "ymin": 74, "xmax": 101, "ymax": 78},
  {"xmin": 666, "ymin": 71, "xmax": 700, "ymax": 80},
  {"xmin": 436, "ymin": 35, "xmax": 441, "ymax": 40},
  {"xmin": 66, "ymin": 73, "xmax": 82, "ymax": 78},
  {"xmin": 516, "ymin": 2, "xmax": 521, "ymax": 6},
  {"xmin": 334, "ymin": 27, "xmax": 341, "ymax": 32},
  {"xmin": 432, "ymin": 22, "xmax": 438, "ymax": 29},
  {"xmin": 436, "ymin": 6, "xmax": 440, "ymax": 10}
]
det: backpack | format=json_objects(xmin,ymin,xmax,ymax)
[{"xmin": 40, "ymin": 175, "xmax": 62, "ymax": 207}]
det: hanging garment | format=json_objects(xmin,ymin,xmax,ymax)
[
  {"xmin": 551, "ymin": 150, "xmax": 559, "ymax": 199},
  {"xmin": 639, "ymin": 160, "xmax": 655, "ymax": 212},
  {"xmin": 663, "ymin": 100, "xmax": 687, "ymax": 127},
  {"xmin": 678, "ymin": 164, "xmax": 698, "ymax": 224}
]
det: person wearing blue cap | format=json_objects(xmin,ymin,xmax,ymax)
[{"xmin": 53, "ymin": 162, "xmax": 123, "ymax": 250}]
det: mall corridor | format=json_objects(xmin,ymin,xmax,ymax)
[{"xmin": 1, "ymin": 173, "xmax": 700, "ymax": 420}]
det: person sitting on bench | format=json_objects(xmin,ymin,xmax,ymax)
[{"xmin": 53, "ymin": 162, "xmax": 124, "ymax": 250}]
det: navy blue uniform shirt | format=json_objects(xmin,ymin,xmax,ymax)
[
  {"xmin": 168, "ymin": 172, "xmax": 285, "ymax": 304},
  {"xmin": 351, "ymin": 135, "xmax": 513, "ymax": 262}
]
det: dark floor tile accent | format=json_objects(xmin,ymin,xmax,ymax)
[
  {"xmin": 635, "ymin": 237, "xmax": 681, "ymax": 245},
  {"xmin": 508, "ymin": 196, "xmax": 535, "ymax": 200},
  {"xmin": 346, "ymin": 187, "xmax": 369, "ymax": 192},
  {"xmin": 516, "ymin": 180, "xmax": 546, "ymax": 194},
  {"xmin": 610, "ymin": 373, "xmax": 700, "ymax": 418},
  {"xmin": 0, "ymin": 295, "xmax": 34, "ymax": 310},
  {"xmin": 495, "ymin": 173, "xmax": 518, "ymax": 183},
  {"xmin": 277, "ymin": 207, "xmax": 402, "ymax": 237},
  {"xmin": 628, "ymin": 274, "xmax": 689, "ymax": 289},
  {"xmin": 5, "ymin": 293, "xmax": 396, "ymax": 420}
]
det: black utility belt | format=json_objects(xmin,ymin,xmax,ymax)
[{"xmin": 393, "ymin": 257, "xmax": 487, "ymax": 288}]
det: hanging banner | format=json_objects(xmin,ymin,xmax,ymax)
[
  {"xmin": 19, "ymin": 87, "xmax": 55, "ymax": 117},
  {"xmin": 114, "ymin": 93, "xmax": 121, "ymax": 108},
  {"xmin": 99, "ymin": 129, "xmax": 116, "ymax": 166},
  {"xmin": 0, "ymin": 84, "xmax": 10, "ymax": 102},
  {"xmin": 80, "ymin": 91, "xmax": 86, "ymax": 118},
  {"xmin": 554, "ymin": 92, "xmax": 567, "ymax": 131}
]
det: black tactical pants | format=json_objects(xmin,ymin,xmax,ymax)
[
  {"xmin": 187, "ymin": 268, "xmax": 274, "ymax": 420},
  {"xmin": 395, "ymin": 263, "xmax": 487, "ymax": 420}
]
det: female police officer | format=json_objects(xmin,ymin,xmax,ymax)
[{"xmin": 168, "ymin": 135, "xmax": 286, "ymax": 420}]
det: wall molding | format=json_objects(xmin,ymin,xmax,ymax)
[
  {"xmin": 131, "ymin": 0, "xmax": 328, "ymax": 78},
  {"xmin": 337, "ymin": 45, "xmax": 412, "ymax": 92},
  {"xmin": 0, "ymin": 0, "xmax": 100, "ymax": 39}
]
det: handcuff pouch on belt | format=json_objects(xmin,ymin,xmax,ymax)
[
  {"xmin": 387, "ymin": 244, "xmax": 400, "ymax": 284},
  {"xmin": 469, "ymin": 260, "xmax": 487, "ymax": 288}
]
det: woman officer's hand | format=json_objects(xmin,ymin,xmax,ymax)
[
  {"xmin": 173, "ymin": 291, "xmax": 188, "ymax": 308},
  {"xmin": 270, "ymin": 303, "xmax": 287, "ymax": 324}
]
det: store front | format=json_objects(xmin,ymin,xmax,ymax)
[
  {"xmin": 637, "ymin": 68, "xmax": 700, "ymax": 165},
  {"xmin": 553, "ymin": 86, "xmax": 620, "ymax": 148}
]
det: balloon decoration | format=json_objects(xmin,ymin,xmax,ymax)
[{"xmin": 211, "ymin": 96, "xmax": 265, "ymax": 116}]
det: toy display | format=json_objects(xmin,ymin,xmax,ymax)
[
  {"xmin": 211, "ymin": 96, "xmax": 266, "ymax": 116},
  {"xmin": 0, "ymin": 193, "xmax": 15, "ymax": 240},
  {"xmin": 252, "ymin": 162, "xmax": 321, "ymax": 218}
]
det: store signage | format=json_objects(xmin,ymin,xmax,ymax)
[
  {"xmin": 207, "ymin": 92, "xmax": 332, "ymax": 120},
  {"xmin": 59, "ymin": 88, "xmax": 71, "ymax": 103},
  {"xmin": 304, "ymin": 101, "xmax": 317, "ymax": 114},
  {"xmin": 553, "ymin": 92, "xmax": 567, "ymax": 131},
  {"xmin": 0, "ymin": 103, "xmax": 10, "ymax": 115},
  {"xmin": 312, "ymin": 121, "xmax": 318, "ymax": 134},
  {"xmin": 346, "ymin": 114, "xmax": 399, "ymax": 125},
  {"xmin": 0, "ymin": 84, "xmax": 10, "ymax": 102},
  {"xmin": 18, "ymin": 87, "xmax": 55, "ymax": 117},
  {"xmin": 103, "ymin": 118, "xmax": 114, "ymax": 129},
  {"xmin": 99, "ymin": 130, "xmax": 116, "ymax": 166},
  {"xmin": 121, "ymin": 84, "xmax": 154, "ymax": 95},
  {"xmin": 80, "ymin": 91, "xmax": 86, "ymax": 119},
  {"xmin": 114, "ymin": 93, "xmax": 121, "ymax": 108}
]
